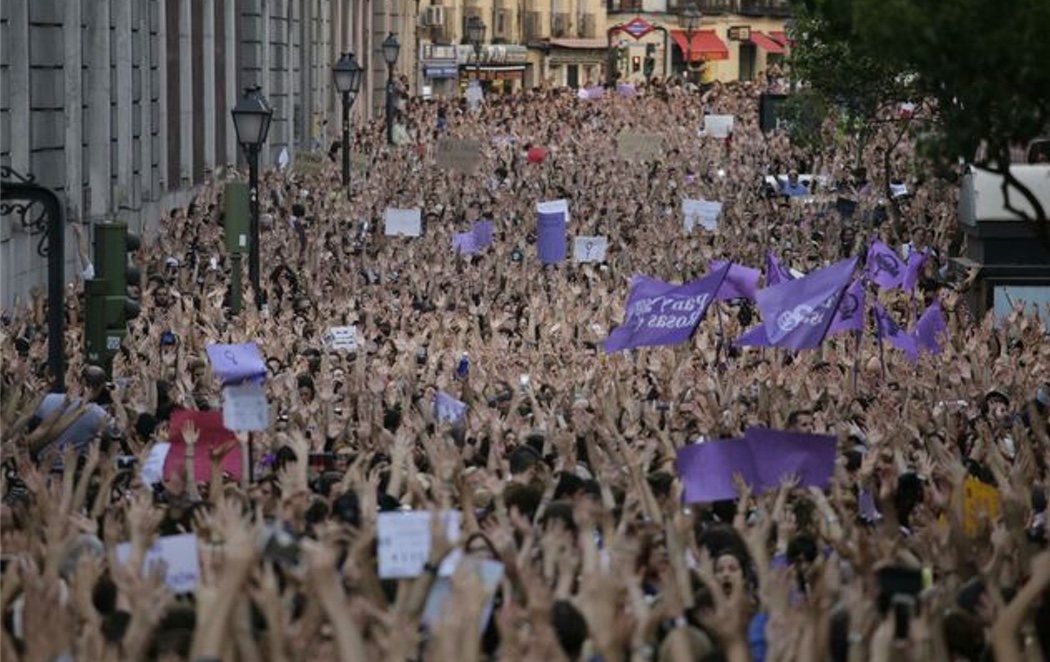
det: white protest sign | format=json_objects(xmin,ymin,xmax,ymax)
[
  {"xmin": 221, "ymin": 382, "xmax": 268, "ymax": 432},
  {"xmin": 116, "ymin": 533, "xmax": 200, "ymax": 593},
  {"xmin": 616, "ymin": 131, "xmax": 664, "ymax": 161},
  {"xmin": 890, "ymin": 182, "xmax": 909, "ymax": 198},
  {"xmin": 683, "ymin": 198, "xmax": 723, "ymax": 233},
  {"xmin": 422, "ymin": 559, "xmax": 505, "ymax": 635},
  {"xmin": 384, "ymin": 208, "xmax": 423, "ymax": 237},
  {"xmin": 325, "ymin": 325, "xmax": 358, "ymax": 351},
  {"xmin": 140, "ymin": 442, "xmax": 171, "ymax": 486},
  {"xmin": 277, "ymin": 147, "xmax": 290, "ymax": 170},
  {"xmin": 436, "ymin": 138, "xmax": 482, "ymax": 174},
  {"xmin": 702, "ymin": 114, "xmax": 735, "ymax": 138},
  {"xmin": 377, "ymin": 510, "xmax": 462, "ymax": 579},
  {"xmin": 573, "ymin": 235, "xmax": 608, "ymax": 263}
]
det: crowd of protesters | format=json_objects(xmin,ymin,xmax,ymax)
[{"xmin": 1, "ymin": 69, "xmax": 1049, "ymax": 662}]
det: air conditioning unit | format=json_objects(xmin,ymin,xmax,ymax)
[{"xmin": 423, "ymin": 5, "xmax": 445, "ymax": 27}]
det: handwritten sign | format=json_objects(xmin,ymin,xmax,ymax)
[
  {"xmin": 573, "ymin": 236, "xmax": 608, "ymax": 263},
  {"xmin": 436, "ymin": 138, "xmax": 482, "ymax": 174},
  {"xmin": 683, "ymin": 198, "xmax": 722, "ymax": 233},
  {"xmin": 963, "ymin": 477, "xmax": 1001, "ymax": 537},
  {"xmin": 221, "ymin": 382, "xmax": 269, "ymax": 432},
  {"xmin": 384, "ymin": 208, "xmax": 423, "ymax": 237},
  {"xmin": 205, "ymin": 343, "xmax": 266, "ymax": 385},
  {"xmin": 377, "ymin": 511, "xmax": 462, "ymax": 579},
  {"xmin": 703, "ymin": 114, "xmax": 735, "ymax": 138},
  {"xmin": 616, "ymin": 131, "xmax": 664, "ymax": 161},
  {"xmin": 115, "ymin": 534, "xmax": 200, "ymax": 593},
  {"xmin": 325, "ymin": 325, "xmax": 359, "ymax": 351}
]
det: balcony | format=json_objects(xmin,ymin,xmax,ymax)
[
  {"xmin": 581, "ymin": 13, "xmax": 597, "ymax": 38},
  {"xmin": 523, "ymin": 11, "xmax": 547, "ymax": 42},
  {"xmin": 737, "ymin": 0, "xmax": 793, "ymax": 17},
  {"xmin": 551, "ymin": 12, "xmax": 570, "ymax": 38}
]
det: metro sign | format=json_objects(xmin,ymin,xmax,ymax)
[{"xmin": 622, "ymin": 17, "xmax": 654, "ymax": 40}]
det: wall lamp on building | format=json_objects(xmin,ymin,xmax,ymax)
[
  {"xmin": 230, "ymin": 85, "xmax": 273, "ymax": 309},
  {"xmin": 466, "ymin": 16, "xmax": 487, "ymax": 83},
  {"xmin": 382, "ymin": 33, "xmax": 401, "ymax": 146},
  {"xmin": 332, "ymin": 52, "xmax": 364, "ymax": 198}
]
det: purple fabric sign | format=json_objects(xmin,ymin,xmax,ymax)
[
  {"xmin": 676, "ymin": 427, "xmax": 837, "ymax": 503},
  {"xmin": 472, "ymin": 219, "xmax": 494, "ymax": 249},
  {"xmin": 453, "ymin": 232, "xmax": 478, "ymax": 255},
  {"xmin": 866, "ymin": 241, "xmax": 905, "ymax": 290},
  {"xmin": 764, "ymin": 251, "xmax": 795, "ymax": 287},
  {"xmin": 617, "ymin": 83, "xmax": 637, "ymax": 98},
  {"xmin": 603, "ymin": 264, "xmax": 729, "ymax": 353},
  {"xmin": 733, "ymin": 323, "xmax": 772, "ymax": 348},
  {"xmin": 874, "ymin": 301, "xmax": 918, "ymax": 361},
  {"xmin": 755, "ymin": 257, "xmax": 857, "ymax": 351},
  {"xmin": 710, "ymin": 260, "xmax": 761, "ymax": 302},
  {"xmin": 434, "ymin": 391, "xmax": 467, "ymax": 424},
  {"xmin": 205, "ymin": 343, "xmax": 267, "ymax": 385},
  {"xmin": 826, "ymin": 279, "xmax": 866, "ymax": 336},
  {"xmin": 536, "ymin": 200, "xmax": 568, "ymax": 264},
  {"xmin": 914, "ymin": 299, "xmax": 947, "ymax": 354},
  {"xmin": 903, "ymin": 249, "xmax": 927, "ymax": 292}
]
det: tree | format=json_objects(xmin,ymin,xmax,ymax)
[{"xmin": 791, "ymin": 0, "xmax": 1050, "ymax": 245}]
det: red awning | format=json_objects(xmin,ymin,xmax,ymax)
[
  {"xmin": 768, "ymin": 31, "xmax": 792, "ymax": 48},
  {"xmin": 670, "ymin": 30, "xmax": 729, "ymax": 62},
  {"xmin": 750, "ymin": 31, "xmax": 785, "ymax": 54}
]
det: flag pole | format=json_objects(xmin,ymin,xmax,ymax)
[{"xmin": 852, "ymin": 329, "xmax": 861, "ymax": 393}]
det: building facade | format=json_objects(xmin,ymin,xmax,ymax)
[{"xmin": 0, "ymin": 0, "xmax": 418, "ymax": 307}]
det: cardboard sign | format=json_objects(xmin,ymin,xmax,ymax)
[
  {"xmin": 703, "ymin": 114, "xmax": 735, "ymax": 138},
  {"xmin": 376, "ymin": 511, "xmax": 462, "ymax": 579},
  {"xmin": 574, "ymin": 236, "xmax": 608, "ymax": 263},
  {"xmin": 116, "ymin": 534, "xmax": 200, "ymax": 593},
  {"xmin": 384, "ymin": 208, "xmax": 423, "ymax": 237},
  {"xmin": 683, "ymin": 198, "xmax": 722, "ymax": 233},
  {"xmin": 436, "ymin": 138, "xmax": 482, "ymax": 174},
  {"xmin": 325, "ymin": 325, "xmax": 359, "ymax": 351},
  {"xmin": 616, "ymin": 131, "xmax": 664, "ymax": 161},
  {"xmin": 962, "ymin": 477, "xmax": 1001, "ymax": 537},
  {"xmin": 221, "ymin": 382, "xmax": 269, "ymax": 432}
]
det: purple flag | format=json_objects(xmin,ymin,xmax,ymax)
[
  {"xmin": 453, "ymin": 232, "xmax": 478, "ymax": 255},
  {"xmin": 733, "ymin": 324, "xmax": 772, "ymax": 348},
  {"xmin": 603, "ymin": 265, "xmax": 729, "ymax": 353},
  {"xmin": 865, "ymin": 241, "xmax": 905, "ymax": 290},
  {"xmin": 676, "ymin": 428, "xmax": 837, "ymax": 503},
  {"xmin": 826, "ymin": 279, "xmax": 866, "ymax": 336},
  {"xmin": 617, "ymin": 82, "xmax": 637, "ymax": 98},
  {"xmin": 710, "ymin": 260, "xmax": 761, "ymax": 301},
  {"xmin": 434, "ymin": 391, "xmax": 467, "ymax": 424},
  {"xmin": 205, "ymin": 343, "xmax": 267, "ymax": 385},
  {"xmin": 586, "ymin": 86, "xmax": 605, "ymax": 100},
  {"xmin": 536, "ymin": 200, "xmax": 568, "ymax": 264},
  {"xmin": 873, "ymin": 301, "xmax": 918, "ymax": 361},
  {"xmin": 764, "ymin": 251, "xmax": 795, "ymax": 287},
  {"xmin": 676, "ymin": 438, "xmax": 753, "ymax": 503},
  {"xmin": 914, "ymin": 299, "xmax": 947, "ymax": 354},
  {"xmin": 755, "ymin": 257, "xmax": 858, "ymax": 351},
  {"xmin": 902, "ymin": 249, "xmax": 927, "ymax": 292},
  {"xmin": 472, "ymin": 219, "xmax": 494, "ymax": 249}
]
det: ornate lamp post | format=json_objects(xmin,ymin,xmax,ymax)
[
  {"xmin": 230, "ymin": 85, "xmax": 273, "ymax": 308},
  {"xmin": 382, "ymin": 33, "xmax": 401, "ymax": 146},
  {"xmin": 331, "ymin": 52, "xmax": 364, "ymax": 198}
]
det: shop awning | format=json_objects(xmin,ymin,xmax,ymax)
[
  {"xmin": 768, "ymin": 31, "xmax": 792, "ymax": 48},
  {"xmin": 670, "ymin": 30, "xmax": 729, "ymax": 62},
  {"xmin": 750, "ymin": 31, "xmax": 785, "ymax": 54}
]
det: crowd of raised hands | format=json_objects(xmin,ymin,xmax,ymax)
[{"xmin": 1, "ymin": 73, "xmax": 1049, "ymax": 662}]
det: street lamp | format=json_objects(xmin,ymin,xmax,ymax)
[
  {"xmin": 230, "ymin": 85, "xmax": 273, "ymax": 308},
  {"xmin": 332, "ymin": 52, "xmax": 364, "ymax": 198},
  {"xmin": 466, "ymin": 16, "xmax": 486, "ymax": 89},
  {"xmin": 382, "ymin": 33, "xmax": 400, "ymax": 146},
  {"xmin": 682, "ymin": 4, "xmax": 701, "ymax": 83}
]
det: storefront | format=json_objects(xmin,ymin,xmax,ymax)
[
  {"xmin": 419, "ymin": 44, "xmax": 459, "ymax": 99},
  {"xmin": 544, "ymin": 38, "xmax": 608, "ymax": 88},
  {"xmin": 456, "ymin": 44, "xmax": 529, "ymax": 96}
]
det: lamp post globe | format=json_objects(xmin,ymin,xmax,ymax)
[
  {"xmin": 466, "ymin": 16, "xmax": 486, "ymax": 88},
  {"xmin": 332, "ymin": 52, "xmax": 363, "ymax": 196},
  {"xmin": 230, "ymin": 85, "xmax": 273, "ymax": 310}
]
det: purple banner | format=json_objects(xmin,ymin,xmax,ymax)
[
  {"xmin": 536, "ymin": 201, "xmax": 568, "ymax": 264},
  {"xmin": 866, "ymin": 241, "xmax": 905, "ymax": 290},
  {"xmin": 755, "ymin": 257, "xmax": 857, "ymax": 351},
  {"xmin": 472, "ymin": 219, "xmax": 494, "ymax": 249},
  {"xmin": 676, "ymin": 427, "xmax": 837, "ymax": 503},
  {"xmin": 874, "ymin": 301, "xmax": 918, "ymax": 361},
  {"xmin": 710, "ymin": 260, "xmax": 761, "ymax": 302},
  {"xmin": 826, "ymin": 279, "xmax": 866, "ymax": 336},
  {"xmin": 617, "ymin": 83, "xmax": 637, "ymax": 98},
  {"xmin": 205, "ymin": 343, "xmax": 267, "ymax": 385},
  {"xmin": 914, "ymin": 299, "xmax": 947, "ymax": 354},
  {"xmin": 903, "ymin": 249, "xmax": 927, "ymax": 292},
  {"xmin": 453, "ymin": 232, "xmax": 478, "ymax": 255},
  {"xmin": 603, "ymin": 264, "xmax": 729, "ymax": 353},
  {"xmin": 733, "ymin": 323, "xmax": 772, "ymax": 348},
  {"xmin": 764, "ymin": 251, "xmax": 795, "ymax": 287}
]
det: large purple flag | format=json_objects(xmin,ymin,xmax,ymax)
[
  {"xmin": 764, "ymin": 251, "xmax": 795, "ymax": 287},
  {"xmin": 902, "ymin": 249, "xmax": 927, "ymax": 292},
  {"xmin": 676, "ymin": 428, "xmax": 837, "ymax": 503},
  {"xmin": 603, "ymin": 264, "xmax": 730, "ymax": 353},
  {"xmin": 206, "ymin": 343, "xmax": 267, "ymax": 385},
  {"xmin": 755, "ymin": 257, "xmax": 858, "ymax": 351},
  {"xmin": 866, "ymin": 241, "xmax": 905, "ymax": 290},
  {"xmin": 733, "ymin": 323, "xmax": 772, "ymax": 348},
  {"xmin": 826, "ymin": 279, "xmax": 866, "ymax": 336},
  {"xmin": 914, "ymin": 299, "xmax": 947, "ymax": 354},
  {"xmin": 710, "ymin": 260, "xmax": 761, "ymax": 301},
  {"xmin": 536, "ymin": 200, "xmax": 568, "ymax": 264},
  {"xmin": 873, "ymin": 301, "xmax": 918, "ymax": 361},
  {"xmin": 453, "ymin": 232, "xmax": 478, "ymax": 255}
]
